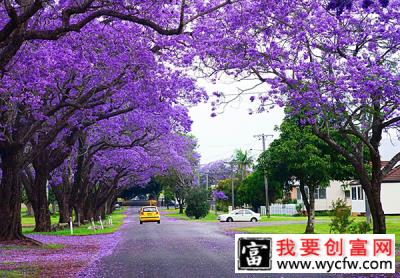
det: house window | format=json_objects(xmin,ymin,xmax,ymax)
[
  {"xmin": 351, "ymin": 187, "xmax": 357, "ymax": 200},
  {"xmin": 305, "ymin": 187, "xmax": 309, "ymax": 198},
  {"xmin": 318, "ymin": 188, "xmax": 326, "ymax": 199},
  {"xmin": 297, "ymin": 186, "xmax": 310, "ymax": 200},
  {"xmin": 345, "ymin": 190, "xmax": 350, "ymax": 199},
  {"xmin": 357, "ymin": 186, "xmax": 364, "ymax": 200},
  {"xmin": 312, "ymin": 187, "xmax": 326, "ymax": 199},
  {"xmin": 314, "ymin": 189, "xmax": 318, "ymax": 199}
]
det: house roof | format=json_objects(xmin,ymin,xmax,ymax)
[
  {"xmin": 383, "ymin": 166, "xmax": 400, "ymax": 182},
  {"xmin": 350, "ymin": 162, "xmax": 400, "ymax": 185}
]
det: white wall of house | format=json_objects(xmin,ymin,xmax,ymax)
[
  {"xmin": 379, "ymin": 182, "xmax": 400, "ymax": 214},
  {"xmin": 351, "ymin": 182, "xmax": 400, "ymax": 214},
  {"xmin": 316, "ymin": 181, "xmax": 351, "ymax": 211},
  {"xmin": 297, "ymin": 181, "xmax": 350, "ymax": 211},
  {"xmin": 352, "ymin": 200, "xmax": 366, "ymax": 213}
]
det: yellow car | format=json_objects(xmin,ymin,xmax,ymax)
[{"xmin": 139, "ymin": 206, "xmax": 160, "ymax": 224}]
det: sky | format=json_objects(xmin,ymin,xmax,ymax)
[
  {"xmin": 189, "ymin": 102, "xmax": 284, "ymax": 164},
  {"xmin": 189, "ymin": 78, "xmax": 400, "ymax": 165},
  {"xmin": 189, "ymin": 76, "xmax": 284, "ymax": 164}
]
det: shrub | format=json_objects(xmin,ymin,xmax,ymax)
[
  {"xmin": 282, "ymin": 199, "xmax": 297, "ymax": 204},
  {"xmin": 216, "ymin": 201, "xmax": 229, "ymax": 212},
  {"xmin": 348, "ymin": 221, "xmax": 371, "ymax": 234},
  {"xmin": 185, "ymin": 187, "xmax": 210, "ymax": 219},
  {"xmin": 329, "ymin": 198, "xmax": 353, "ymax": 233},
  {"xmin": 315, "ymin": 210, "xmax": 330, "ymax": 216},
  {"xmin": 295, "ymin": 203, "xmax": 304, "ymax": 216}
]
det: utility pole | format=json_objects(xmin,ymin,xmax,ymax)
[
  {"xmin": 205, "ymin": 173, "xmax": 209, "ymax": 191},
  {"xmin": 230, "ymin": 162, "xmax": 234, "ymax": 209},
  {"xmin": 254, "ymin": 133, "xmax": 273, "ymax": 217},
  {"xmin": 198, "ymin": 172, "xmax": 201, "ymax": 186}
]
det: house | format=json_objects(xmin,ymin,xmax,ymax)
[
  {"xmin": 289, "ymin": 163, "xmax": 400, "ymax": 214},
  {"xmin": 351, "ymin": 165, "xmax": 400, "ymax": 215},
  {"xmin": 294, "ymin": 181, "xmax": 351, "ymax": 211}
]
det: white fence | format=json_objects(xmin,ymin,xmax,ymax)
[{"xmin": 268, "ymin": 204, "xmax": 297, "ymax": 215}]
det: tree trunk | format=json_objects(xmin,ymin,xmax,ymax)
[
  {"xmin": 178, "ymin": 199, "xmax": 184, "ymax": 214},
  {"xmin": 52, "ymin": 171, "xmax": 73, "ymax": 224},
  {"xmin": 26, "ymin": 202, "xmax": 34, "ymax": 216},
  {"xmin": 364, "ymin": 182, "xmax": 386, "ymax": 234},
  {"xmin": 0, "ymin": 149, "xmax": 25, "ymax": 241},
  {"xmin": 51, "ymin": 201, "xmax": 56, "ymax": 214},
  {"xmin": 58, "ymin": 199, "xmax": 71, "ymax": 223},
  {"xmin": 100, "ymin": 205, "xmax": 106, "ymax": 219},
  {"xmin": 305, "ymin": 189, "xmax": 315, "ymax": 234},
  {"xmin": 73, "ymin": 206, "xmax": 83, "ymax": 225},
  {"xmin": 299, "ymin": 182, "xmax": 315, "ymax": 234},
  {"xmin": 108, "ymin": 200, "xmax": 115, "ymax": 214},
  {"xmin": 83, "ymin": 196, "xmax": 95, "ymax": 221},
  {"xmin": 31, "ymin": 169, "xmax": 51, "ymax": 232},
  {"xmin": 53, "ymin": 185, "xmax": 71, "ymax": 223}
]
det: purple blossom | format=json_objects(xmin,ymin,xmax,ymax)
[{"xmin": 213, "ymin": 190, "xmax": 229, "ymax": 200}]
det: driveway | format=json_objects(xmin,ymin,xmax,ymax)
[{"xmin": 88, "ymin": 208, "xmax": 340, "ymax": 278}]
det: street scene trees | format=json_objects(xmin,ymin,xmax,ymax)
[
  {"xmin": 0, "ymin": 6, "xmax": 208, "ymax": 241},
  {"xmin": 195, "ymin": 0, "xmax": 400, "ymax": 234},
  {"xmin": 0, "ymin": 0, "xmax": 399, "ymax": 276},
  {"xmin": 259, "ymin": 117, "xmax": 355, "ymax": 233}
]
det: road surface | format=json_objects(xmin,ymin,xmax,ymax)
[{"xmin": 89, "ymin": 208, "xmax": 346, "ymax": 278}]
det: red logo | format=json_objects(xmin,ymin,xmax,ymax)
[
  {"xmin": 276, "ymin": 238, "xmax": 296, "ymax": 256},
  {"xmin": 349, "ymin": 239, "xmax": 368, "ymax": 256},
  {"xmin": 324, "ymin": 238, "xmax": 343, "ymax": 256},
  {"xmin": 300, "ymin": 238, "xmax": 320, "ymax": 256},
  {"xmin": 373, "ymin": 239, "xmax": 392, "ymax": 256}
]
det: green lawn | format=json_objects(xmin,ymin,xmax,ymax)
[
  {"xmin": 21, "ymin": 213, "xmax": 59, "ymax": 227},
  {"xmin": 22, "ymin": 208, "xmax": 127, "ymax": 236},
  {"xmin": 235, "ymin": 215, "xmax": 400, "ymax": 244},
  {"xmin": 260, "ymin": 215, "xmax": 331, "ymax": 222},
  {"xmin": 162, "ymin": 209, "xmax": 220, "ymax": 222},
  {"xmin": 0, "ymin": 244, "xmax": 64, "ymax": 251},
  {"xmin": 162, "ymin": 209, "xmax": 331, "ymax": 223}
]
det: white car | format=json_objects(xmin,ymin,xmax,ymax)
[{"xmin": 218, "ymin": 209, "xmax": 261, "ymax": 222}]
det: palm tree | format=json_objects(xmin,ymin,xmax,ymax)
[{"xmin": 233, "ymin": 149, "xmax": 253, "ymax": 180}]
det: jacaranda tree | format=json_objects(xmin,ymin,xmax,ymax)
[
  {"xmin": 0, "ymin": 18, "xmax": 205, "ymax": 241},
  {"xmin": 0, "ymin": 0, "xmax": 232, "ymax": 70},
  {"xmin": 193, "ymin": 0, "xmax": 399, "ymax": 234}
]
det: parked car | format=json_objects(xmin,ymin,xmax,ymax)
[
  {"xmin": 166, "ymin": 200, "xmax": 178, "ymax": 208},
  {"xmin": 139, "ymin": 206, "xmax": 161, "ymax": 224},
  {"xmin": 218, "ymin": 209, "xmax": 261, "ymax": 222}
]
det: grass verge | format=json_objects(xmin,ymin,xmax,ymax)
[
  {"xmin": 234, "ymin": 218, "xmax": 400, "ymax": 244},
  {"xmin": 22, "ymin": 208, "xmax": 127, "ymax": 236},
  {"xmin": 21, "ymin": 213, "xmax": 59, "ymax": 228},
  {"xmin": 163, "ymin": 209, "xmax": 332, "ymax": 223},
  {"xmin": 0, "ymin": 244, "xmax": 64, "ymax": 250},
  {"xmin": 163, "ymin": 209, "xmax": 219, "ymax": 222}
]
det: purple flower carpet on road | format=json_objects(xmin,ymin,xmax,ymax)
[
  {"xmin": 0, "ymin": 210, "xmax": 129, "ymax": 277},
  {"xmin": 0, "ymin": 231, "xmax": 122, "ymax": 277}
]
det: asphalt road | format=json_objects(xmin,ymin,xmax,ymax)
[{"xmin": 89, "ymin": 208, "xmax": 355, "ymax": 278}]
